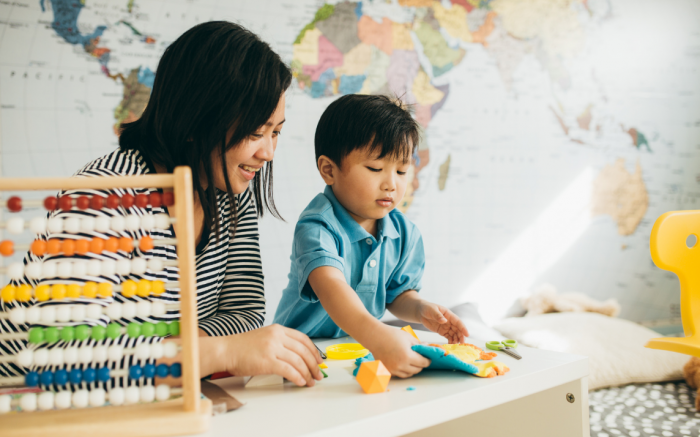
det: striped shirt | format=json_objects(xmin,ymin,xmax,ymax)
[{"xmin": 0, "ymin": 148, "xmax": 265, "ymax": 379}]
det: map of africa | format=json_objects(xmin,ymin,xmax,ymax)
[{"xmin": 1, "ymin": 0, "xmax": 699, "ymax": 324}]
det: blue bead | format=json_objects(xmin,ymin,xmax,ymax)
[
  {"xmin": 170, "ymin": 363, "xmax": 182, "ymax": 378},
  {"xmin": 143, "ymin": 363, "xmax": 156, "ymax": 378},
  {"xmin": 54, "ymin": 369, "xmax": 68, "ymax": 386},
  {"xmin": 129, "ymin": 365, "xmax": 142, "ymax": 380},
  {"xmin": 83, "ymin": 367, "xmax": 96, "ymax": 383},
  {"xmin": 97, "ymin": 367, "xmax": 110, "ymax": 382},
  {"xmin": 155, "ymin": 363, "xmax": 169, "ymax": 378},
  {"xmin": 69, "ymin": 368, "xmax": 82, "ymax": 385},
  {"xmin": 25, "ymin": 371, "xmax": 39, "ymax": 387},
  {"xmin": 40, "ymin": 370, "xmax": 54, "ymax": 386}
]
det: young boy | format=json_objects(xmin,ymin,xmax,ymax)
[{"xmin": 273, "ymin": 94, "xmax": 469, "ymax": 377}]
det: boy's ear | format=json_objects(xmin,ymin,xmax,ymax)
[{"xmin": 317, "ymin": 155, "xmax": 338, "ymax": 186}]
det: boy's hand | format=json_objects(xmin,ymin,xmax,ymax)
[
  {"xmin": 367, "ymin": 326, "xmax": 431, "ymax": 378},
  {"xmin": 419, "ymin": 302, "xmax": 469, "ymax": 344}
]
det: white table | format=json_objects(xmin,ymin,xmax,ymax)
[{"xmin": 198, "ymin": 331, "xmax": 590, "ymax": 437}]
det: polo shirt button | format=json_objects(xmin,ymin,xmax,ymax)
[
  {"xmin": 365, "ymin": 238, "xmax": 372, "ymax": 245},
  {"xmin": 369, "ymin": 260, "xmax": 377, "ymax": 268}
]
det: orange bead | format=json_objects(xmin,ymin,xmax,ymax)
[
  {"xmin": 90, "ymin": 238, "xmax": 105, "ymax": 254},
  {"xmin": 0, "ymin": 240, "xmax": 14, "ymax": 257},
  {"xmin": 47, "ymin": 239, "xmax": 62, "ymax": 255},
  {"xmin": 75, "ymin": 239, "xmax": 89, "ymax": 255},
  {"xmin": 31, "ymin": 240, "xmax": 46, "ymax": 256},
  {"xmin": 119, "ymin": 237, "xmax": 134, "ymax": 252},
  {"xmin": 62, "ymin": 239, "xmax": 76, "ymax": 256},
  {"xmin": 104, "ymin": 237, "xmax": 119, "ymax": 253},
  {"xmin": 139, "ymin": 235, "xmax": 154, "ymax": 252}
]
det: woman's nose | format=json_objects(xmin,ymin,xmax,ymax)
[{"xmin": 256, "ymin": 136, "xmax": 275, "ymax": 161}]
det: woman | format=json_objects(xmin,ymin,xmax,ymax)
[{"xmin": 0, "ymin": 21, "xmax": 322, "ymax": 388}]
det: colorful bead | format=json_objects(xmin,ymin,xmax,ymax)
[
  {"xmin": 129, "ymin": 365, "xmax": 142, "ymax": 380},
  {"xmin": 143, "ymin": 363, "xmax": 156, "ymax": 378},
  {"xmin": 46, "ymin": 238, "xmax": 62, "ymax": 255},
  {"xmin": 66, "ymin": 284, "xmax": 82, "ymax": 299},
  {"xmin": 83, "ymin": 367, "xmax": 96, "ymax": 383},
  {"xmin": 51, "ymin": 284, "xmax": 66, "ymax": 300},
  {"xmin": 162, "ymin": 192, "xmax": 174, "ymax": 206},
  {"xmin": 149, "ymin": 192, "xmax": 162, "ymax": 208},
  {"xmin": 155, "ymin": 322, "xmax": 168, "ymax": 337},
  {"xmin": 45, "ymin": 327, "xmax": 60, "ymax": 343},
  {"xmin": 119, "ymin": 237, "xmax": 133, "ymax": 252},
  {"xmin": 69, "ymin": 369, "xmax": 82, "ymax": 385},
  {"xmin": 127, "ymin": 322, "xmax": 141, "ymax": 338},
  {"xmin": 75, "ymin": 239, "xmax": 89, "ymax": 255},
  {"xmin": 62, "ymin": 239, "xmax": 75, "ymax": 256},
  {"xmin": 7, "ymin": 196, "xmax": 22, "ymax": 212},
  {"xmin": 170, "ymin": 363, "xmax": 182, "ymax": 378},
  {"xmin": 121, "ymin": 194, "xmax": 135, "ymax": 208},
  {"xmin": 155, "ymin": 363, "xmax": 169, "ymax": 378},
  {"xmin": 75, "ymin": 325, "xmax": 91, "ymax": 341},
  {"xmin": 35, "ymin": 284, "xmax": 50, "ymax": 301},
  {"xmin": 139, "ymin": 235, "xmax": 154, "ymax": 252},
  {"xmin": 141, "ymin": 322, "xmax": 155, "ymax": 337},
  {"xmin": 90, "ymin": 237, "xmax": 105, "ymax": 254},
  {"xmin": 90, "ymin": 195, "xmax": 104, "ymax": 210},
  {"xmin": 83, "ymin": 281, "xmax": 98, "ymax": 298},
  {"xmin": 0, "ymin": 285, "xmax": 16, "ymax": 302},
  {"xmin": 91, "ymin": 325, "xmax": 106, "ymax": 341},
  {"xmin": 25, "ymin": 371, "xmax": 39, "ymax": 387},
  {"xmin": 136, "ymin": 279, "xmax": 151, "ymax": 297},
  {"xmin": 28, "ymin": 327, "xmax": 44, "ymax": 344},
  {"xmin": 169, "ymin": 321, "xmax": 181, "ymax": 336},
  {"xmin": 40, "ymin": 371, "xmax": 53, "ymax": 386},
  {"xmin": 152, "ymin": 280, "xmax": 166, "ymax": 295},
  {"xmin": 30, "ymin": 239, "xmax": 46, "ymax": 256},
  {"xmin": 58, "ymin": 196, "xmax": 73, "ymax": 211},
  {"xmin": 98, "ymin": 367, "xmax": 110, "ymax": 382},
  {"xmin": 104, "ymin": 236, "xmax": 119, "ymax": 253},
  {"xmin": 60, "ymin": 326, "xmax": 74, "ymax": 342},
  {"xmin": 43, "ymin": 196, "xmax": 58, "ymax": 211},
  {"xmin": 106, "ymin": 323, "xmax": 122, "ymax": 339},
  {"xmin": 76, "ymin": 195, "xmax": 90, "ymax": 210},
  {"xmin": 97, "ymin": 282, "xmax": 113, "ymax": 298},
  {"xmin": 54, "ymin": 369, "xmax": 68, "ymax": 386},
  {"xmin": 121, "ymin": 279, "xmax": 137, "ymax": 298},
  {"xmin": 135, "ymin": 193, "xmax": 149, "ymax": 208},
  {"xmin": 0, "ymin": 240, "xmax": 14, "ymax": 256},
  {"xmin": 106, "ymin": 194, "xmax": 120, "ymax": 209}
]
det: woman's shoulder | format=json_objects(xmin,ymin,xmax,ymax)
[{"xmin": 74, "ymin": 148, "xmax": 150, "ymax": 178}]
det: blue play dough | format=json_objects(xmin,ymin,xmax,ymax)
[{"xmin": 353, "ymin": 345, "xmax": 479, "ymax": 376}]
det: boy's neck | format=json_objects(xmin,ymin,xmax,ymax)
[{"xmin": 347, "ymin": 210, "xmax": 378, "ymax": 238}]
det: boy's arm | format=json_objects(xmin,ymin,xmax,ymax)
[
  {"xmin": 308, "ymin": 266, "xmax": 431, "ymax": 378},
  {"xmin": 387, "ymin": 290, "xmax": 470, "ymax": 344}
]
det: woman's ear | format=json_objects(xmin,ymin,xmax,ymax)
[{"xmin": 317, "ymin": 155, "xmax": 337, "ymax": 186}]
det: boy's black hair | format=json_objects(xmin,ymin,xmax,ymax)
[
  {"xmin": 119, "ymin": 21, "xmax": 291, "ymax": 238},
  {"xmin": 315, "ymin": 94, "xmax": 420, "ymax": 168}
]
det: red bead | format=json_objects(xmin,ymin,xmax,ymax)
[
  {"xmin": 162, "ymin": 192, "xmax": 174, "ymax": 207},
  {"xmin": 76, "ymin": 195, "xmax": 90, "ymax": 210},
  {"xmin": 121, "ymin": 194, "xmax": 134, "ymax": 209},
  {"xmin": 106, "ymin": 194, "xmax": 120, "ymax": 209},
  {"xmin": 6, "ymin": 196, "xmax": 22, "ymax": 212},
  {"xmin": 90, "ymin": 195, "xmax": 104, "ymax": 210},
  {"xmin": 44, "ymin": 196, "xmax": 58, "ymax": 211},
  {"xmin": 135, "ymin": 194, "xmax": 149, "ymax": 208},
  {"xmin": 149, "ymin": 192, "xmax": 162, "ymax": 208},
  {"xmin": 58, "ymin": 196, "xmax": 73, "ymax": 211}
]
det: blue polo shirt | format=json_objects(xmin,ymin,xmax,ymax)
[{"xmin": 273, "ymin": 186, "xmax": 425, "ymax": 338}]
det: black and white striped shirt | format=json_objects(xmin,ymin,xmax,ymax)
[{"xmin": 0, "ymin": 148, "xmax": 265, "ymax": 378}]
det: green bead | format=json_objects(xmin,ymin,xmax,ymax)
[
  {"xmin": 155, "ymin": 322, "xmax": 168, "ymax": 337},
  {"xmin": 141, "ymin": 322, "xmax": 155, "ymax": 337},
  {"xmin": 75, "ymin": 325, "xmax": 91, "ymax": 341},
  {"xmin": 45, "ymin": 327, "xmax": 60, "ymax": 343},
  {"xmin": 106, "ymin": 323, "xmax": 122, "ymax": 339},
  {"xmin": 91, "ymin": 325, "xmax": 106, "ymax": 341},
  {"xmin": 28, "ymin": 327, "xmax": 44, "ymax": 344},
  {"xmin": 60, "ymin": 326, "xmax": 75, "ymax": 342},
  {"xmin": 126, "ymin": 322, "xmax": 141, "ymax": 338},
  {"xmin": 168, "ymin": 321, "xmax": 180, "ymax": 337}
]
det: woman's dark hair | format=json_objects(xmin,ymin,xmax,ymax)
[
  {"xmin": 315, "ymin": 94, "xmax": 420, "ymax": 168},
  {"xmin": 119, "ymin": 21, "xmax": 291, "ymax": 238}
]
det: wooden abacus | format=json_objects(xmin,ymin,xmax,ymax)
[{"xmin": 0, "ymin": 167, "xmax": 211, "ymax": 436}]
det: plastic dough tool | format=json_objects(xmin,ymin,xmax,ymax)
[{"xmin": 325, "ymin": 343, "xmax": 369, "ymax": 360}]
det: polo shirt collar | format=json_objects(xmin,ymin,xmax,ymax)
[{"xmin": 324, "ymin": 186, "xmax": 400, "ymax": 242}]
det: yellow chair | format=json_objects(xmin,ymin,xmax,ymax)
[{"xmin": 646, "ymin": 210, "xmax": 700, "ymax": 357}]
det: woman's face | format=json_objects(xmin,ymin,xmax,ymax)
[{"xmin": 212, "ymin": 94, "xmax": 286, "ymax": 194}]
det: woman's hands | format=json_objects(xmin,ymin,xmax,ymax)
[{"xmin": 418, "ymin": 302, "xmax": 469, "ymax": 344}]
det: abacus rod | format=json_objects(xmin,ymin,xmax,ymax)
[{"xmin": 0, "ymin": 174, "xmax": 175, "ymax": 191}]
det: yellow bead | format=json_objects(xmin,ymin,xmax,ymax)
[
  {"xmin": 16, "ymin": 285, "xmax": 32, "ymax": 302},
  {"xmin": 35, "ymin": 284, "xmax": 51, "ymax": 301},
  {"xmin": 136, "ymin": 279, "xmax": 151, "ymax": 297},
  {"xmin": 121, "ymin": 280, "xmax": 137, "ymax": 298},
  {"xmin": 151, "ymin": 281, "xmax": 165, "ymax": 295},
  {"xmin": 83, "ymin": 282, "xmax": 98, "ymax": 298},
  {"xmin": 66, "ymin": 284, "xmax": 82, "ymax": 299},
  {"xmin": 0, "ymin": 285, "xmax": 16, "ymax": 302},
  {"xmin": 51, "ymin": 284, "xmax": 66, "ymax": 300},
  {"xmin": 97, "ymin": 283, "xmax": 113, "ymax": 298}
]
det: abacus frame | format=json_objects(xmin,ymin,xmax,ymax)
[{"xmin": 0, "ymin": 167, "xmax": 211, "ymax": 437}]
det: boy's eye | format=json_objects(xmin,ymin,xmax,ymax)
[
  {"xmin": 366, "ymin": 166, "xmax": 381, "ymax": 172},
  {"xmin": 397, "ymin": 171, "xmax": 407, "ymax": 176}
]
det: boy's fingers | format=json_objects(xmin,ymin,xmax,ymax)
[
  {"xmin": 409, "ymin": 351, "xmax": 431, "ymax": 368},
  {"xmin": 285, "ymin": 328, "xmax": 323, "ymax": 363},
  {"xmin": 283, "ymin": 337, "xmax": 323, "ymax": 380},
  {"xmin": 277, "ymin": 349, "xmax": 315, "ymax": 386}
]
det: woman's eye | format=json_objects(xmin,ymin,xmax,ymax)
[
  {"xmin": 250, "ymin": 133, "xmax": 263, "ymax": 139},
  {"xmin": 366, "ymin": 167, "xmax": 381, "ymax": 172},
  {"xmin": 273, "ymin": 130, "xmax": 281, "ymax": 137}
]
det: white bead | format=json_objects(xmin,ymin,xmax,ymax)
[
  {"xmin": 136, "ymin": 301, "xmax": 151, "ymax": 318},
  {"xmin": 111, "ymin": 216, "xmax": 125, "ymax": 233},
  {"xmin": 25, "ymin": 262, "xmax": 42, "ymax": 279},
  {"xmin": 140, "ymin": 385, "xmax": 155, "ymax": 403},
  {"xmin": 125, "ymin": 215, "xmax": 141, "ymax": 231},
  {"xmin": 78, "ymin": 345, "xmax": 93, "ymax": 364},
  {"xmin": 72, "ymin": 261, "xmax": 87, "ymax": 278},
  {"xmin": 87, "ymin": 259, "xmax": 102, "ymax": 276},
  {"xmin": 71, "ymin": 304, "xmax": 87, "ymax": 322},
  {"xmin": 163, "ymin": 342, "xmax": 178, "ymax": 358},
  {"xmin": 151, "ymin": 301, "xmax": 166, "ymax": 317},
  {"xmin": 33, "ymin": 348, "xmax": 48, "ymax": 366},
  {"xmin": 155, "ymin": 214, "xmax": 170, "ymax": 230},
  {"xmin": 147, "ymin": 258, "xmax": 164, "ymax": 272},
  {"xmin": 101, "ymin": 259, "xmax": 116, "ymax": 276},
  {"xmin": 7, "ymin": 262, "xmax": 24, "ymax": 280},
  {"xmin": 0, "ymin": 394, "xmax": 11, "ymax": 414},
  {"xmin": 55, "ymin": 391, "xmax": 71, "ymax": 409},
  {"xmin": 15, "ymin": 349, "xmax": 33, "ymax": 367},
  {"xmin": 42, "ymin": 262, "xmax": 57, "ymax": 279},
  {"xmin": 6, "ymin": 217, "xmax": 24, "ymax": 235},
  {"xmin": 9, "ymin": 307, "xmax": 26, "ymax": 324},
  {"xmin": 86, "ymin": 304, "xmax": 102, "ymax": 320},
  {"xmin": 107, "ymin": 345, "xmax": 123, "ymax": 361},
  {"xmin": 95, "ymin": 216, "xmax": 110, "ymax": 233},
  {"xmin": 48, "ymin": 347, "xmax": 64, "ymax": 366},
  {"xmin": 57, "ymin": 261, "xmax": 72, "ymax": 279},
  {"xmin": 89, "ymin": 388, "xmax": 106, "ymax": 407},
  {"xmin": 80, "ymin": 216, "xmax": 95, "ymax": 233},
  {"xmin": 26, "ymin": 306, "xmax": 40, "ymax": 324},
  {"xmin": 131, "ymin": 258, "xmax": 147, "ymax": 275},
  {"xmin": 122, "ymin": 301, "xmax": 136, "ymax": 319},
  {"xmin": 72, "ymin": 390, "xmax": 89, "ymax": 409},
  {"xmin": 29, "ymin": 217, "xmax": 47, "ymax": 234},
  {"xmin": 63, "ymin": 347, "xmax": 78, "ymax": 365},
  {"xmin": 64, "ymin": 218, "xmax": 80, "ymax": 234},
  {"xmin": 40, "ymin": 306, "xmax": 56, "ymax": 324},
  {"xmin": 116, "ymin": 259, "xmax": 131, "ymax": 275},
  {"xmin": 47, "ymin": 218, "xmax": 63, "ymax": 234},
  {"xmin": 109, "ymin": 388, "xmax": 125, "ymax": 406},
  {"xmin": 150, "ymin": 342, "xmax": 164, "ymax": 360},
  {"xmin": 38, "ymin": 391, "xmax": 54, "ymax": 411},
  {"xmin": 155, "ymin": 384, "xmax": 170, "ymax": 402},
  {"xmin": 55, "ymin": 305, "xmax": 71, "ymax": 323},
  {"xmin": 20, "ymin": 393, "xmax": 37, "ymax": 412},
  {"xmin": 106, "ymin": 302, "xmax": 122, "ymax": 320},
  {"xmin": 93, "ymin": 345, "xmax": 107, "ymax": 362},
  {"xmin": 135, "ymin": 343, "xmax": 150, "ymax": 360},
  {"xmin": 141, "ymin": 214, "xmax": 155, "ymax": 230},
  {"xmin": 125, "ymin": 386, "xmax": 140, "ymax": 405}
]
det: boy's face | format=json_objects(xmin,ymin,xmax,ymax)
[{"xmin": 319, "ymin": 147, "xmax": 411, "ymax": 227}]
